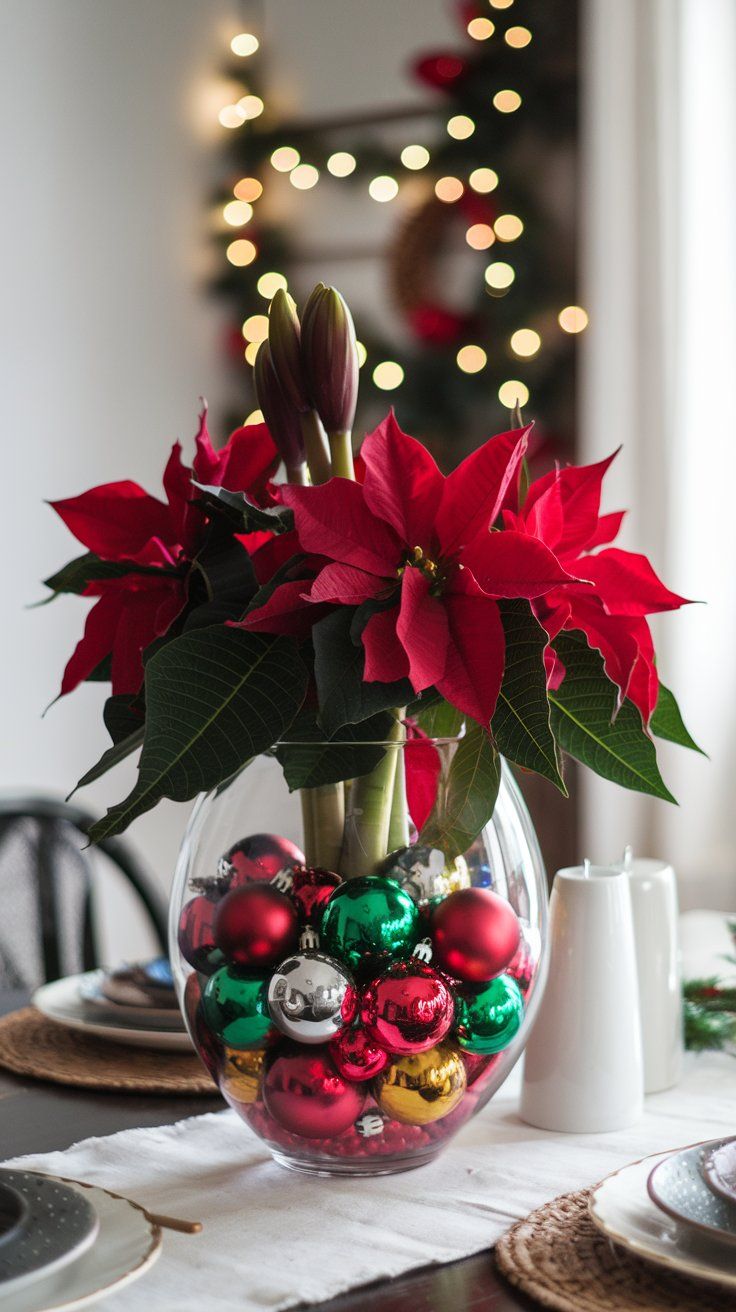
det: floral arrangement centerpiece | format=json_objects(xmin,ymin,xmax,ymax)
[{"xmin": 44, "ymin": 283, "xmax": 698, "ymax": 1175}]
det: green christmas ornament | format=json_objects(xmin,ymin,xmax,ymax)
[
  {"xmin": 454, "ymin": 975, "xmax": 525, "ymax": 1055},
  {"xmin": 202, "ymin": 966, "xmax": 273, "ymax": 1050},
  {"xmin": 320, "ymin": 875, "xmax": 420, "ymax": 976}
]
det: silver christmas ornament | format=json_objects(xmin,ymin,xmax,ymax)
[
  {"xmin": 267, "ymin": 951, "xmax": 357, "ymax": 1044},
  {"xmin": 380, "ymin": 845, "xmax": 470, "ymax": 905},
  {"xmin": 355, "ymin": 1111, "xmax": 385, "ymax": 1138}
]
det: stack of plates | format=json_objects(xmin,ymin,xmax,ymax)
[
  {"xmin": 32, "ymin": 959, "xmax": 192, "ymax": 1052},
  {"xmin": 0, "ymin": 1168, "xmax": 160, "ymax": 1311},
  {"xmin": 590, "ymin": 1135, "xmax": 736, "ymax": 1290}
]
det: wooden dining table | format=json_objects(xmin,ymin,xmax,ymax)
[{"xmin": 0, "ymin": 989, "xmax": 533, "ymax": 1311}]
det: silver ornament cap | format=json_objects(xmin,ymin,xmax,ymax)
[{"xmin": 267, "ymin": 951, "xmax": 357, "ymax": 1044}]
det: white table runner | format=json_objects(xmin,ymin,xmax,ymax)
[{"xmin": 6, "ymin": 1049, "xmax": 736, "ymax": 1312}]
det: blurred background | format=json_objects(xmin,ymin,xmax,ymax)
[{"xmin": 2, "ymin": 0, "xmax": 733, "ymax": 960}]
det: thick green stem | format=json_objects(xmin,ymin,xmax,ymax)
[
  {"xmin": 309, "ymin": 782, "xmax": 345, "ymax": 871},
  {"xmin": 286, "ymin": 462, "xmax": 309, "ymax": 486},
  {"xmin": 387, "ymin": 717, "xmax": 409, "ymax": 852},
  {"xmin": 328, "ymin": 429, "xmax": 354, "ymax": 480},
  {"xmin": 299, "ymin": 410, "xmax": 332, "ymax": 484},
  {"xmin": 300, "ymin": 790, "xmax": 317, "ymax": 865},
  {"xmin": 340, "ymin": 716, "xmax": 402, "ymax": 878}
]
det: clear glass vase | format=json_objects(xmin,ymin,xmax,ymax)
[{"xmin": 170, "ymin": 742, "xmax": 548, "ymax": 1176}]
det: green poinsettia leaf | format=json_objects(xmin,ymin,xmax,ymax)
[
  {"xmin": 414, "ymin": 697, "xmax": 464, "ymax": 740},
  {"xmin": 491, "ymin": 600, "xmax": 566, "ymax": 794},
  {"xmin": 193, "ymin": 482, "xmax": 294, "ymax": 535},
  {"xmin": 420, "ymin": 721, "xmax": 501, "ymax": 859},
  {"xmin": 88, "ymin": 628, "xmax": 307, "ymax": 841},
  {"xmin": 313, "ymin": 610, "xmax": 412, "ymax": 738},
  {"xmin": 191, "ymin": 527, "xmax": 257, "ymax": 606},
  {"xmin": 69, "ymin": 726, "xmax": 145, "ymax": 800},
  {"xmin": 103, "ymin": 694, "xmax": 144, "ymax": 744},
  {"xmin": 549, "ymin": 631, "xmax": 675, "ymax": 802},
  {"xmin": 275, "ymin": 709, "xmax": 394, "ymax": 792},
  {"xmin": 650, "ymin": 682, "xmax": 706, "ymax": 756},
  {"xmin": 38, "ymin": 552, "xmax": 172, "ymax": 603}
]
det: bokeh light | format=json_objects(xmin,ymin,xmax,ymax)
[
  {"xmin": 244, "ymin": 408, "xmax": 264, "ymax": 423},
  {"xmin": 373, "ymin": 361, "xmax": 404, "ymax": 390},
  {"xmin": 327, "ymin": 152, "xmax": 356, "ymax": 177},
  {"xmin": 558, "ymin": 305, "xmax": 589, "ymax": 333},
  {"xmin": 356, "ymin": 341, "xmax": 368, "ymax": 367},
  {"xmin": 271, "ymin": 146, "xmax": 300, "ymax": 172},
  {"xmin": 244, "ymin": 342, "xmax": 260, "ymax": 365},
  {"xmin": 494, "ymin": 213, "xmax": 524, "ymax": 241},
  {"xmin": 469, "ymin": 167, "xmax": 499, "ymax": 194},
  {"xmin": 447, "ymin": 115, "xmax": 475, "ymax": 140},
  {"xmin": 223, "ymin": 200, "xmax": 253, "ymax": 226},
  {"xmin": 466, "ymin": 224, "xmax": 495, "ymax": 250},
  {"xmin": 499, "ymin": 380, "xmax": 530, "ymax": 409},
  {"xmin": 493, "ymin": 90, "xmax": 522, "ymax": 113},
  {"xmin": 234, "ymin": 177, "xmax": 263, "ymax": 202},
  {"xmin": 238, "ymin": 95, "xmax": 264, "ymax": 121},
  {"xmin": 242, "ymin": 314, "xmax": 269, "ymax": 343},
  {"xmin": 369, "ymin": 175, "xmax": 399, "ymax": 202},
  {"xmin": 290, "ymin": 164, "xmax": 319, "ymax": 190},
  {"xmin": 401, "ymin": 144, "xmax": 430, "ymax": 170},
  {"xmin": 505, "ymin": 26, "xmax": 532, "ymax": 48},
  {"xmin": 435, "ymin": 176, "xmax": 464, "ymax": 203},
  {"xmin": 485, "ymin": 261, "xmax": 515, "ymax": 289},
  {"xmin": 467, "ymin": 17, "xmax": 495, "ymax": 39},
  {"xmin": 511, "ymin": 329, "xmax": 541, "ymax": 357},
  {"xmin": 457, "ymin": 345, "xmax": 488, "ymax": 374},
  {"xmin": 257, "ymin": 272, "xmax": 288, "ymax": 299},
  {"xmin": 219, "ymin": 105, "xmax": 245, "ymax": 129},
  {"xmin": 226, "ymin": 238, "xmax": 257, "ymax": 267},
  {"xmin": 231, "ymin": 33, "xmax": 259, "ymax": 56}
]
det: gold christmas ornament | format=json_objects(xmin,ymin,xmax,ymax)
[
  {"xmin": 372, "ymin": 1041, "xmax": 467, "ymax": 1125},
  {"xmin": 221, "ymin": 1046, "xmax": 266, "ymax": 1105}
]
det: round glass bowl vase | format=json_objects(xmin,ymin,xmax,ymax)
[{"xmin": 170, "ymin": 744, "xmax": 548, "ymax": 1176}]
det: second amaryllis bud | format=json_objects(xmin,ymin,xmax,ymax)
[
  {"xmin": 301, "ymin": 285, "xmax": 359, "ymax": 436},
  {"xmin": 253, "ymin": 344, "xmax": 307, "ymax": 483},
  {"xmin": 268, "ymin": 289, "xmax": 310, "ymax": 413}
]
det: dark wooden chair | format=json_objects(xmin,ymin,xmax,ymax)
[{"xmin": 0, "ymin": 796, "xmax": 168, "ymax": 989}]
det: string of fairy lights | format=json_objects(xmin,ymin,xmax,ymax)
[{"xmin": 213, "ymin": 0, "xmax": 587, "ymax": 427}]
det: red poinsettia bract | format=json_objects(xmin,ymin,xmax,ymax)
[
  {"xmin": 507, "ymin": 453, "xmax": 690, "ymax": 724},
  {"xmin": 51, "ymin": 409, "xmax": 278, "ymax": 697},
  {"xmin": 245, "ymin": 413, "xmax": 577, "ymax": 725}
]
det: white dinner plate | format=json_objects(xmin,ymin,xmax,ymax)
[
  {"xmin": 32, "ymin": 976, "xmax": 193, "ymax": 1052},
  {"xmin": 590, "ymin": 1151, "xmax": 736, "ymax": 1291},
  {"xmin": 4, "ymin": 1177, "xmax": 161, "ymax": 1312}
]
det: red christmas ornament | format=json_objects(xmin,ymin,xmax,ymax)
[
  {"xmin": 183, "ymin": 970, "xmax": 203, "ymax": 1031},
  {"xmin": 289, "ymin": 866, "xmax": 342, "ymax": 922},
  {"xmin": 177, "ymin": 895, "xmax": 219, "ymax": 974},
  {"xmin": 183, "ymin": 977, "xmax": 222, "ymax": 1082},
  {"xmin": 408, "ymin": 303, "xmax": 471, "ymax": 346},
  {"xmin": 431, "ymin": 888, "xmax": 521, "ymax": 984},
  {"xmin": 506, "ymin": 932, "xmax": 536, "ymax": 997},
  {"xmin": 361, "ymin": 960, "xmax": 455, "ymax": 1055},
  {"xmin": 222, "ymin": 833, "xmax": 305, "ymax": 889},
  {"xmin": 263, "ymin": 1045, "xmax": 366, "ymax": 1138},
  {"xmin": 330, "ymin": 1026, "xmax": 389, "ymax": 1082},
  {"xmin": 413, "ymin": 51, "xmax": 468, "ymax": 92},
  {"xmin": 214, "ymin": 884, "xmax": 299, "ymax": 970}
]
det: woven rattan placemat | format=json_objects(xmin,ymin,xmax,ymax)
[
  {"xmin": 495, "ymin": 1187, "xmax": 734, "ymax": 1311},
  {"xmin": 0, "ymin": 1007, "xmax": 216, "ymax": 1095}
]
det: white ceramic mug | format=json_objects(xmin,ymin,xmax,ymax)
[
  {"xmin": 615, "ymin": 853, "xmax": 683, "ymax": 1093},
  {"xmin": 520, "ymin": 864, "xmax": 644, "ymax": 1133}
]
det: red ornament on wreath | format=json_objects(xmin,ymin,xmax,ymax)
[
  {"xmin": 431, "ymin": 888, "xmax": 520, "ymax": 984},
  {"xmin": 220, "ymin": 833, "xmax": 305, "ymax": 890},
  {"xmin": 361, "ymin": 960, "xmax": 455, "ymax": 1055},
  {"xmin": 330, "ymin": 1026, "xmax": 389, "ymax": 1082},
  {"xmin": 214, "ymin": 884, "xmax": 299, "ymax": 970},
  {"xmin": 413, "ymin": 51, "xmax": 469, "ymax": 92},
  {"xmin": 263, "ymin": 1044, "xmax": 366, "ymax": 1138}
]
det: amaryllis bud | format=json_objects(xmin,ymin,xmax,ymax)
[
  {"xmin": 268, "ymin": 289, "xmax": 310, "ymax": 413},
  {"xmin": 301, "ymin": 285, "xmax": 359, "ymax": 436},
  {"xmin": 253, "ymin": 343, "xmax": 306, "ymax": 481}
]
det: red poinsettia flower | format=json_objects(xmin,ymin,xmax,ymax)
[
  {"xmin": 52, "ymin": 409, "xmax": 278, "ymax": 697},
  {"xmin": 246, "ymin": 413, "xmax": 577, "ymax": 724},
  {"xmin": 507, "ymin": 452, "xmax": 691, "ymax": 724}
]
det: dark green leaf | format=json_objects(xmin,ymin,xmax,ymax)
[
  {"xmin": 349, "ymin": 591, "xmax": 399, "ymax": 645},
  {"xmin": 191, "ymin": 529, "xmax": 256, "ymax": 605},
  {"xmin": 650, "ymin": 682, "xmax": 706, "ymax": 755},
  {"xmin": 491, "ymin": 600, "xmax": 566, "ymax": 793},
  {"xmin": 88, "ymin": 628, "xmax": 308, "ymax": 841},
  {"xmin": 104, "ymin": 694, "xmax": 144, "ymax": 744},
  {"xmin": 313, "ymin": 610, "xmax": 412, "ymax": 737},
  {"xmin": 275, "ymin": 709, "xmax": 393, "ymax": 791},
  {"xmin": 414, "ymin": 698, "xmax": 464, "ymax": 740},
  {"xmin": 69, "ymin": 727, "xmax": 145, "ymax": 799},
  {"xmin": 549, "ymin": 632, "xmax": 675, "ymax": 802},
  {"xmin": 39, "ymin": 552, "xmax": 173, "ymax": 602},
  {"xmin": 193, "ymin": 482, "xmax": 294, "ymax": 535},
  {"xmin": 241, "ymin": 552, "xmax": 308, "ymax": 619},
  {"xmin": 420, "ymin": 722, "xmax": 501, "ymax": 859}
]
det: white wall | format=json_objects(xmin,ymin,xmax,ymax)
[{"xmin": 0, "ymin": 1, "xmax": 455, "ymax": 947}]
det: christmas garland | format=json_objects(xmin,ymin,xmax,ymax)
[{"xmin": 684, "ymin": 920, "xmax": 736, "ymax": 1052}]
